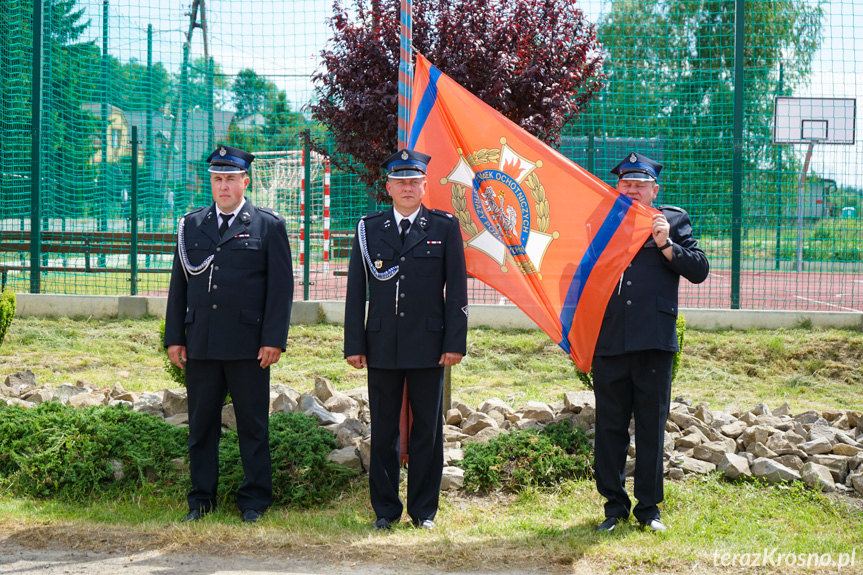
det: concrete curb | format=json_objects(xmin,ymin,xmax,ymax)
[{"xmin": 12, "ymin": 294, "xmax": 863, "ymax": 331}]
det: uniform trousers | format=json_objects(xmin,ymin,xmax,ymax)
[
  {"xmin": 367, "ymin": 366, "xmax": 444, "ymax": 523},
  {"xmin": 186, "ymin": 358, "xmax": 272, "ymax": 513},
  {"xmin": 593, "ymin": 350, "xmax": 673, "ymax": 523}
]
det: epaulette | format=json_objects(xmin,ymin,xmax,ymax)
[
  {"xmin": 429, "ymin": 208, "xmax": 455, "ymax": 219},
  {"xmin": 183, "ymin": 206, "xmax": 207, "ymax": 218},
  {"xmin": 360, "ymin": 210, "xmax": 384, "ymax": 221},
  {"xmin": 257, "ymin": 206, "xmax": 282, "ymax": 219},
  {"xmin": 657, "ymin": 205, "xmax": 685, "ymax": 214}
]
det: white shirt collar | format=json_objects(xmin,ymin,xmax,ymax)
[
  {"xmin": 394, "ymin": 206, "xmax": 421, "ymax": 226},
  {"xmin": 219, "ymin": 199, "xmax": 246, "ymax": 222}
]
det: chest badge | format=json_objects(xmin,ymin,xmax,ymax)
[{"xmin": 374, "ymin": 260, "xmax": 383, "ymax": 269}]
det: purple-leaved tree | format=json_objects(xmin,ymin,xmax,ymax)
[{"xmin": 311, "ymin": 0, "xmax": 606, "ymax": 198}]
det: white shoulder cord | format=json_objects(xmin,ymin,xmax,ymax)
[{"xmin": 177, "ymin": 217, "xmax": 215, "ymax": 285}]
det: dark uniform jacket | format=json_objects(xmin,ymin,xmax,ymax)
[
  {"xmin": 344, "ymin": 205, "xmax": 468, "ymax": 369},
  {"xmin": 594, "ymin": 205, "xmax": 708, "ymax": 356},
  {"xmin": 164, "ymin": 200, "xmax": 294, "ymax": 360}
]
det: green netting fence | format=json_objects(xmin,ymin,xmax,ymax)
[{"xmin": 1, "ymin": 0, "xmax": 861, "ymax": 312}]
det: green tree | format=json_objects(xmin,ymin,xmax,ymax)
[
  {"xmin": 582, "ymin": 0, "xmax": 822, "ymax": 232},
  {"xmin": 232, "ymin": 68, "xmax": 279, "ymax": 120}
]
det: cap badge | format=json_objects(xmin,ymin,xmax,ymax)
[
  {"xmin": 401, "ymin": 151, "xmax": 409, "ymax": 160},
  {"xmin": 374, "ymin": 260, "xmax": 383, "ymax": 269},
  {"xmin": 629, "ymin": 153, "xmax": 637, "ymax": 163},
  {"xmin": 219, "ymin": 147, "xmax": 227, "ymax": 157}
]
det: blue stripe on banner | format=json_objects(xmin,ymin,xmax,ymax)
[
  {"xmin": 557, "ymin": 195, "xmax": 633, "ymax": 354},
  {"xmin": 407, "ymin": 65, "xmax": 442, "ymax": 149}
]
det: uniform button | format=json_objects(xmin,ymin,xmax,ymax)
[
  {"xmin": 400, "ymin": 275, "xmax": 405, "ymax": 280},
  {"xmin": 400, "ymin": 256, "xmax": 406, "ymax": 262},
  {"xmin": 626, "ymin": 300, "xmax": 632, "ymax": 306},
  {"xmin": 213, "ymin": 285, "xmax": 218, "ymax": 290},
  {"xmin": 627, "ymin": 263, "xmax": 632, "ymax": 268},
  {"xmin": 426, "ymin": 250, "xmax": 430, "ymax": 254},
  {"xmin": 214, "ymin": 266, "xmax": 219, "ymax": 271},
  {"xmin": 186, "ymin": 307, "xmax": 189, "ymax": 312},
  {"xmin": 194, "ymin": 243, "xmax": 199, "ymax": 247},
  {"xmin": 244, "ymin": 242, "xmax": 249, "ymax": 246},
  {"xmin": 212, "ymin": 304, "xmax": 218, "ymax": 310},
  {"xmin": 677, "ymin": 253, "xmax": 682, "ymax": 258},
  {"xmin": 399, "ymin": 312, "xmax": 405, "ymax": 317},
  {"xmin": 216, "ymin": 247, "xmax": 221, "ymax": 252},
  {"xmin": 626, "ymin": 280, "xmax": 632, "ymax": 286},
  {"xmin": 400, "ymin": 293, "xmax": 405, "ymax": 298}
]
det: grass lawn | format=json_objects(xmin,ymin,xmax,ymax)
[{"xmin": 1, "ymin": 317, "xmax": 862, "ymax": 573}]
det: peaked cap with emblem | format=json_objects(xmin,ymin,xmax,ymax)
[
  {"xmin": 381, "ymin": 148, "xmax": 431, "ymax": 179},
  {"xmin": 610, "ymin": 152, "xmax": 663, "ymax": 182},
  {"xmin": 207, "ymin": 144, "xmax": 255, "ymax": 173}
]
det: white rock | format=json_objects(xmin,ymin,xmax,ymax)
[
  {"xmin": 720, "ymin": 420, "xmax": 748, "ymax": 438},
  {"xmin": 521, "ymin": 401, "xmax": 554, "ymax": 424},
  {"xmin": 462, "ymin": 412, "xmax": 499, "ymax": 435},
  {"xmin": 478, "ymin": 398, "xmax": 514, "ymax": 416},
  {"xmin": 563, "ymin": 391, "xmax": 595, "ymax": 412},
  {"xmin": 440, "ymin": 466, "xmax": 465, "ymax": 491},
  {"xmin": 162, "ymin": 388, "xmax": 187, "ymax": 417},
  {"xmin": 222, "ymin": 404, "xmax": 237, "ymax": 430},
  {"xmin": 444, "ymin": 448, "xmax": 464, "ymax": 465},
  {"xmin": 461, "ymin": 427, "xmax": 504, "ymax": 445},
  {"xmin": 313, "ymin": 376, "xmax": 336, "ymax": 402},
  {"xmin": 772, "ymin": 402, "xmax": 792, "ymax": 416},
  {"xmin": 801, "ymin": 462, "xmax": 836, "ymax": 492},
  {"xmin": 327, "ymin": 446, "xmax": 363, "ymax": 472},
  {"xmin": 718, "ymin": 453, "xmax": 751, "ymax": 479},
  {"xmin": 445, "ymin": 408, "xmax": 463, "ymax": 426},
  {"xmin": 808, "ymin": 455, "xmax": 851, "ymax": 483},
  {"xmin": 800, "ymin": 437, "xmax": 833, "ymax": 455},
  {"xmin": 681, "ymin": 456, "xmax": 715, "ymax": 475},
  {"xmin": 751, "ymin": 457, "xmax": 801, "ymax": 483},
  {"xmin": 53, "ymin": 383, "xmax": 88, "ymax": 404},
  {"xmin": 68, "ymin": 392, "xmax": 106, "ymax": 408},
  {"xmin": 271, "ymin": 393, "xmax": 298, "ymax": 414}
]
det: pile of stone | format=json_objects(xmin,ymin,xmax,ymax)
[{"xmin": 3, "ymin": 370, "xmax": 862, "ymax": 496}]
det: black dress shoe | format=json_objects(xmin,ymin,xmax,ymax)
[
  {"xmin": 639, "ymin": 518, "xmax": 668, "ymax": 532},
  {"xmin": 180, "ymin": 509, "xmax": 205, "ymax": 522},
  {"xmin": 374, "ymin": 517, "xmax": 398, "ymax": 530},
  {"xmin": 241, "ymin": 509, "xmax": 264, "ymax": 523},
  {"xmin": 596, "ymin": 516, "xmax": 621, "ymax": 532}
]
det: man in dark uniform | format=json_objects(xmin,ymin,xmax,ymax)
[
  {"xmin": 164, "ymin": 144, "xmax": 294, "ymax": 523},
  {"xmin": 593, "ymin": 152, "xmax": 709, "ymax": 533},
  {"xmin": 344, "ymin": 149, "xmax": 468, "ymax": 530}
]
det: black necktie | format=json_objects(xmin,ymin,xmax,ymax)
[
  {"xmin": 219, "ymin": 213, "xmax": 233, "ymax": 237},
  {"xmin": 399, "ymin": 219, "xmax": 410, "ymax": 244}
]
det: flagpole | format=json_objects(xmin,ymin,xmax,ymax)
[
  {"xmin": 398, "ymin": 0, "xmax": 414, "ymax": 465},
  {"xmin": 398, "ymin": 0, "xmax": 412, "ymax": 149}
]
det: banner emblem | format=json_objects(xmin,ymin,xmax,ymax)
[{"xmin": 442, "ymin": 138, "xmax": 557, "ymax": 277}]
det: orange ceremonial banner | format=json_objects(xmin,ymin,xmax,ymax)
[{"xmin": 408, "ymin": 53, "xmax": 656, "ymax": 371}]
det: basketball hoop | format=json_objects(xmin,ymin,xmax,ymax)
[{"xmin": 773, "ymin": 97, "xmax": 856, "ymax": 271}]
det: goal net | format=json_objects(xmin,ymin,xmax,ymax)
[{"xmin": 248, "ymin": 150, "xmax": 327, "ymax": 224}]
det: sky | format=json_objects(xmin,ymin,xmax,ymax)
[{"xmin": 80, "ymin": 0, "xmax": 861, "ymax": 188}]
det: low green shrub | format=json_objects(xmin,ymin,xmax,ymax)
[
  {"xmin": 0, "ymin": 402, "xmax": 188, "ymax": 500},
  {"xmin": 458, "ymin": 420, "xmax": 593, "ymax": 493},
  {"xmin": 218, "ymin": 412, "xmax": 358, "ymax": 508},
  {"xmin": 0, "ymin": 404, "xmax": 357, "ymax": 508},
  {"xmin": 0, "ymin": 289, "xmax": 16, "ymax": 346}
]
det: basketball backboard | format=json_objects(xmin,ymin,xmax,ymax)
[{"xmin": 773, "ymin": 97, "xmax": 856, "ymax": 144}]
